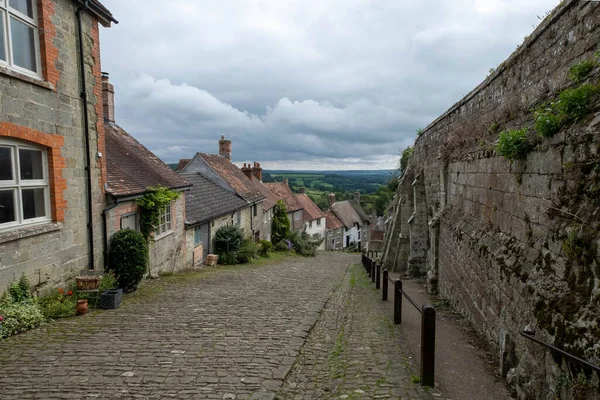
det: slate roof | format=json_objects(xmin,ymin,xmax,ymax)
[
  {"xmin": 253, "ymin": 178, "xmax": 278, "ymax": 211},
  {"xmin": 265, "ymin": 182, "xmax": 303, "ymax": 212},
  {"xmin": 198, "ymin": 154, "xmax": 265, "ymax": 204},
  {"xmin": 105, "ymin": 123, "xmax": 190, "ymax": 197},
  {"xmin": 325, "ymin": 211, "xmax": 344, "ymax": 230},
  {"xmin": 330, "ymin": 200, "xmax": 367, "ymax": 229},
  {"xmin": 86, "ymin": 0, "xmax": 118, "ymax": 26},
  {"xmin": 181, "ymin": 173, "xmax": 248, "ymax": 226},
  {"xmin": 296, "ymin": 193, "xmax": 325, "ymax": 221}
]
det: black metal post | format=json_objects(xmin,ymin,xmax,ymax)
[
  {"xmin": 421, "ymin": 304, "xmax": 436, "ymax": 387},
  {"xmin": 382, "ymin": 270, "xmax": 388, "ymax": 301},
  {"xmin": 394, "ymin": 279, "xmax": 402, "ymax": 324},
  {"xmin": 376, "ymin": 264, "xmax": 381, "ymax": 289},
  {"xmin": 371, "ymin": 261, "xmax": 376, "ymax": 283}
]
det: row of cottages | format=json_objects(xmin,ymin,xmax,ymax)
[
  {"xmin": 0, "ymin": 0, "xmax": 117, "ymax": 293},
  {"xmin": 324, "ymin": 193, "xmax": 371, "ymax": 251}
]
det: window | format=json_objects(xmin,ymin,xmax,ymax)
[
  {"xmin": 316, "ymin": 218, "xmax": 321, "ymax": 227},
  {"xmin": 294, "ymin": 211, "xmax": 301, "ymax": 221},
  {"xmin": 308, "ymin": 220, "xmax": 312, "ymax": 229},
  {"xmin": 0, "ymin": 0, "xmax": 41, "ymax": 77},
  {"xmin": 157, "ymin": 202, "xmax": 172, "ymax": 236},
  {"xmin": 253, "ymin": 204, "xmax": 257, "ymax": 217},
  {"xmin": 0, "ymin": 139, "xmax": 50, "ymax": 230},
  {"xmin": 358, "ymin": 230, "xmax": 361, "ymax": 240},
  {"xmin": 120, "ymin": 212, "xmax": 138, "ymax": 231},
  {"xmin": 194, "ymin": 226, "xmax": 202, "ymax": 246},
  {"xmin": 236, "ymin": 210, "xmax": 241, "ymax": 226}
]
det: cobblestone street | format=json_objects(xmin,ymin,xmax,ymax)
[{"xmin": 0, "ymin": 253, "xmax": 436, "ymax": 399}]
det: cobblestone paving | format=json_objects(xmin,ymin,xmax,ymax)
[
  {"xmin": 0, "ymin": 253, "xmax": 355, "ymax": 399},
  {"xmin": 279, "ymin": 263, "xmax": 442, "ymax": 400}
]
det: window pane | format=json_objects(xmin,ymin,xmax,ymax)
[
  {"xmin": 9, "ymin": 0, "xmax": 33, "ymax": 18},
  {"xmin": 0, "ymin": 189, "xmax": 15, "ymax": 223},
  {"xmin": 0, "ymin": 12, "xmax": 6, "ymax": 61},
  {"xmin": 21, "ymin": 187, "xmax": 45, "ymax": 219},
  {"xmin": 10, "ymin": 16, "xmax": 37, "ymax": 72},
  {"xmin": 0, "ymin": 147, "xmax": 13, "ymax": 180},
  {"xmin": 19, "ymin": 148, "xmax": 43, "ymax": 179}
]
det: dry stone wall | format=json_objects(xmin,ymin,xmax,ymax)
[{"xmin": 382, "ymin": 1, "xmax": 600, "ymax": 398}]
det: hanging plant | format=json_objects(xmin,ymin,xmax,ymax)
[{"xmin": 136, "ymin": 186, "xmax": 181, "ymax": 241}]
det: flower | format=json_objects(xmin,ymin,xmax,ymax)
[
  {"xmin": 58, "ymin": 288, "xmax": 64, "ymax": 294},
  {"xmin": 0, "ymin": 315, "xmax": 4, "ymax": 322},
  {"xmin": 67, "ymin": 291, "xmax": 73, "ymax": 296}
]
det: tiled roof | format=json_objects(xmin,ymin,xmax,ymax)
[
  {"xmin": 296, "ymin": 193, "xmax": 325, "ymax": 221},
  {"xmin": 199, "ymin": 154, "xmax": 265, "ymax": 204},
  {"xmin": 175, "ymin": 159, "xmax": 191, "ymax": 172},
  {"xmin": 87, "ymin": 0, "xmax": 118, "ymax": 26},
  {"xmin": 331, "ymin": 200, "xmax": 366, "ymax": 229},
  {"xmin": 265, "ymin": 182, "xmax": 303, "ymax": 212},
  {"xmin": 181, "ymin": 173, "xmax": 248, "ymax": 226},
  {"xmin": 105, "ymin": 123, "xmax": 190, "ymax": 197},
  {"xmin": 253, "ymin": 178, "xmax": 278, "ymax": 211},
  {"xmin": 325, "ymin": 211, "xmax": 343, "ymax": 230}
]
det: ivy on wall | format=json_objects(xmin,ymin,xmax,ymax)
[{"xmin": 136, "ymin": 186, "xmax": 181, "ymax": 241}]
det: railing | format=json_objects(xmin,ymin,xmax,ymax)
[
  {"xmin": 361, "ymin": 253, "xmax": 436, "ymax": 387},
  {"xmin": 520, "ymin": 331, "xmax": 600, "ymax": 375}
]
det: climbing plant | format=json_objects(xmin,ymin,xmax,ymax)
[
  {"xmin": 271, "ymin": 200, "xmax": 291, "ymax": 245},
  {"xmin": 136, "ymin": 186, "xmax": 181, "ymax": 241}
]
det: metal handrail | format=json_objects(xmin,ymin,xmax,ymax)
[
  {"xmin": 520, "ymin": 331, "xmax": 600, "ymax": 375},
  {"xmin": 398, "ymin": 286, "xmax": 423, "ymax": 314}
]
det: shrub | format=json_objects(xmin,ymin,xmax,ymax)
[
  {"xmin": 9, "ymin": 274, "xmax": 32, "ymax": 303},
  {"xmin": 399, "ymin": 146, "xmax": 414, "ymax": 174},
  {"xmin": 556, "ymin": 83, "xmax": 598, "ymax": 122},
  {"xmin": 534, "ymin": 109, "xmax": 563, "ymax": 137},
  {"xmin": 569, "ymin": 59, "xmax": 595, "ymax": 83},
  {"xmin": 0, "ymin": 300, "xmax": 45, "ymax": 338},
  {"xmin": 496, "ymin": 128, "xmax": 532, "ymax": 160},
  {"xmin": 237, "ymin": 240, "xmax": 259, "ymax": 263},
  {"xmin": 289, "ymin": 231, "xmax": 320, "ymax": 257},
  {"xmin": 213, "ymin": 225, "xmax": 244, "ymax": 264},
  {"xmin": 108, "ymin": 229, "xmax": 148, "ymax": 293},
  {"xmin": 258, "ymin": 240, "xmax": 274, "ymax": 257},
  {"xmin": 39, "ymin": 288, "xmax": 76, "ymax": 319},
  {"xmin": 272, "ymin": 200, "xmax": 291, "ymax": 244},
  {"xmin": 99, "ymin": 271, "xmax": 118, "ymax": 292},
  {"xmin": 274, "ymin": 240, "xmax": 289, "ymax": 252}
]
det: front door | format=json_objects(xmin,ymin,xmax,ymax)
[
  {"xmin": 346, "ymin": 235, "xmax": 350, "ymax": 247},
  {"xmin": 200, "ymin": 223, "xmax": 209, "ymax": 259}
]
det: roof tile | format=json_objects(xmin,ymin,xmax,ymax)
[
  {"xmin": 296, "ymin": 193, "xmax": 324, "ymax": 221},
  {"xmin": 265, "ymin": 182, "xmax": 303, "ymax": 212}
]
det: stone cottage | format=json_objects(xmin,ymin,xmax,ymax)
[
  {"xmin": 103, "ymin": 74, "xmax": 191, "ymax": 275},
  {"xmin": 0, "ymin": 0, "xmax": 116, "ymax": 294},
  {"xmin": 324, "ymin": 211, "xmax": 344, "ymax": 250},
  {"xmin": 328, "ymin": 193, "xmax": 370, "ymax": 249},
  {"xmin": 265, "ymin": 180, "xmax": 304, "ymax": 232}
]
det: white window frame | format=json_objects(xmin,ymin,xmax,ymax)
[
  {"xmin": 156, "ymin": 202, "xmax": 172, "ymax": 238},
  {"xmin": 294, "ymin": 211, "xmax": 301, "ymax": 221},
  {"xmin": 308, "ymin": 220, "xmax": 312, "ymax": 229},
  {"xmin": 0, "ymin": 0, "xmax": 42, "ymax": 78},
  {"xmin": 0, "ymin": 138, "xmax": 51, "ymax": 231},
  {"xmin": 316, "ymin": 218, "xmax": 321, "ymax": 227},
  {"xmin": 194, "ymin": 226, "xmax": 202, "ymax": 246}
]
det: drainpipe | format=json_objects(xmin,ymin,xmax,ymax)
[{"xmin": 76, "ymin": 1, "xmax": 95, "ymax": 270}]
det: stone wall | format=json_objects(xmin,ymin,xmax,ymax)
[
  {"xmin": 0, "ymin": 0, "xmax": 107, "ymax": 294},
  {"xmin": 382, "ymin": 1, "xmax": 600, "ymax": 398}
]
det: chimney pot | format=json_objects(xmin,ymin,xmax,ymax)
[
  {"xmin": 101, "ymin": 71, "xmax": 115, "ymax": 123},
  {"xmin": 219, "ymin": 136, "xmax": 232, "ymax": 160},
  {"xmin": 251, "ymin": 161, "xmax": 263, "ymax": 182},
  {"xmin": 283, "ymin": 178, "xmax": 288, "ymax": 185},
  {"xmin": 241, "ymin": 162, "xmax": 253, "ymax": 180},
  {"xmin": 299, "ymin": 187, "xmax": 306, "ymax": 194}
]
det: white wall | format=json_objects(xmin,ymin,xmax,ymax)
[{"xmin": 304, "ymin": 217, "xmax": 326, "ymax": 250}]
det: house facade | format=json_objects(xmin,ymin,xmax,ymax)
[
  {"xmin": 0, "ymin": 0, "xmax": 116, "ymax": 294},
  {"xmin": 328, "ymin": 193, "xmax": 370, "ymax": 249},
  {"xmin": 325, "ymin": 211, "xmax": 344, "ymax": 250},
  {"xmin": 265, "ymin": 180, "xmax": 304, "ymax": 232},
  {"xmin": 295, "ymin": 188, "xmax": 326, "ymax": 250},
  {"xmin": 103, "ymin": 77, "xmax": 190, "ymax": 275}
]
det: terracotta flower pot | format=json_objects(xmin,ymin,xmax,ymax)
[{"xmin": 76, "ymin": 299, "xmax": 88, "ymax": 316}]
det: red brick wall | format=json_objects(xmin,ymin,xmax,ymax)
[
  {"xmin": 37, "ymin": 0, "xmax": 60, "ymax": 88},
  {"xmin": 91, "ymin": 19, "xmax": 106, "ymax": 191}
]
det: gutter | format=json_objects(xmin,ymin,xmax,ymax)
[{"xmin": 75, "ymin": 1, "xmax": 95, "ymax": 270}]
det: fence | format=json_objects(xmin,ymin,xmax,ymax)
[{"xmin": 361, "ymin": 253, "xmax": 436, "ymax": 387}]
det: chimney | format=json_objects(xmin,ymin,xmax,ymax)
[
  {"xmin": 283, "ymin": 178, "xmax": 288, "ymax": 185},
  {"xmin": 219, "ymin": 135, "xmax": 232, "ymax": 160},
  {"xmin": 241, "ymin": 162, "xmax": 253, "ymax": 180},
  {"xmin": 354, "ymin": 191, "xmax": 361, "ymax": 203},
  {"xmin": 299, "ymin": 187, "xmax": 306, "ymax": 194},
  {"xmin": 251, "ymin": 161, "xmax": 263, "ymax": 182},
  {"xmin": 328, "ymin": 193, "xmax": 336, "ymax": 207},
  {"xmin": 102, "ymin": 72, "xmax": 115, "ymax": 123}
]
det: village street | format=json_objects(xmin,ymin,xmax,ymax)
[{"xmin": 0, "ymin": 252, "xmax": 436, "ymax": 400}]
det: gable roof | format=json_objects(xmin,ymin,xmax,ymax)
[
  {"xmin": 325, "ymin": 211, "xmax": 343, "ymax": 230},
  {"xmin": 253, "ymin": 177, "xmax": 278, "ymax": 211},
  {"xmin": 181, "ymin": 173, "xmax": 248, "ymax": 226},
  {"xmin": 331, "ymin": 200, "xmax": 367, "ymax": 229},
  {"xmin": 265, "ymin": 182, "xmax": 303, "ymax": 213},
  {"xmin": 296, "ymin": 193, "xmax": 325, "ymax": 221},
  {"xmin": 105, "ymin": 123, "xmax": 190, "ymax": 197},
  {"xmin": 196, "ymin": 153, "xmax": 265, "ymax": 204},
  {"xmin": 348, "ymin": 199, "xmax": 370, "ymax": 224}
]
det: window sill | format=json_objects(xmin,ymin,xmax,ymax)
[
  {"xmin": 0, "ymin": 65, "xmax": 54, "ymax": 91},
  {"xmin": 155, "ymin": 230, "xmax": 174, "ymax": 241},
  {"xmin": 194, "ymin": 242, "xmax": 203, "ymax": 248},
  {"xmin": 0, "ymin": 221, "xmax": 61, "ymax": 244}
]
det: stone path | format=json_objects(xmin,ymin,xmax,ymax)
[
  {"xmin": 279, "ymin": 263, "xmax": 440, "ymax": 400},
  {"xmin": 0, "ymin": 253, "xmax": 439, "ymax": 399}
]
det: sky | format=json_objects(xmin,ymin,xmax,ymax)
[{"xmin": 99, "ymin": 0, "xmax": 560, "ymax": 170}]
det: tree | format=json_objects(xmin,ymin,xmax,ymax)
[{"xmin": 272, "ymin": 200, "xmax": 291, "ymax": 244}]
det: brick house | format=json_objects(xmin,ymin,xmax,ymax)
[
  {"xmin": 180, "ymin": 172, "xmax": 247, "ymax": 265},
  {"xmin": 103, "ymin": 74, "xmax": 191, "ymax": 275},
  {"xmin": 295, "ymin": 188, "xmax": 326, "ymax": 249},
  {"xmin": 265, "ymin": 180, "xmax": 304, "ymax": 232},
  {"xmin": 0, "ymin": 0, "xmax": 116, "ymax": 294},
  {"xmin": 178, "ymin": 137, "xmax": 266, "ymax": 241}
]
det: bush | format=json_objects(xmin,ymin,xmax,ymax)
[
  {"xmin": 108, "ymin": 229, "xmax": 148, "ymax": 293},
  {"xmin": 39, "ymin": 288, "xmax": 76, "ymax": 319},
  {"xmin": 556, "ymin": 83, "xmax": 598, "ymax": 122},
  {"xmin": 237, "ymin": 240, "xmax": 259, "ymax": 263},
  {"xmin": 274, "ymin": 240, "xmax": 289, "ymax": 252},
  {"xmin": 0, "ymin": 300, "xmax": 45, "ymax": 338},
  {"xmin": 213, "ymin": 225, "xmax": 244, "ymax": 264},
  {"xmin": 534, "ymin": 109, "xmax": 563, "ymax": 137},
  {"xmin": 496, "ymin": 128, "xmax": 532, "ymax": 160},
  {"xmin": 289, "ymin": 231, "xmax": 321, "ymax": 257},
  {"xmin": 569, "ymin": 59, "xmax": 595, "ymax": 83},
  {"xmin": 272, "ymin": 201, "xmax": 291, "ymax": 244},
  {"xmin": 99, "ymin": 271, "xmax": 118, "ymax": 292},
  {"xmin": 9, "ymin": 274, "xmax": 32, "ymax": 303},
  {"xmin": 258, "ymin": 240, "xmax": 274, "ymax": 257}
]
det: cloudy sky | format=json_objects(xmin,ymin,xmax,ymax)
[{"xmin": 99, "ymin": 0, "xmax": 559, "ymax": 170}]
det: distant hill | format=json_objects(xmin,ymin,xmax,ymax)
[{"xmin": 266, "ymin": 169, "xmax": 397, "ymax": 177}]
